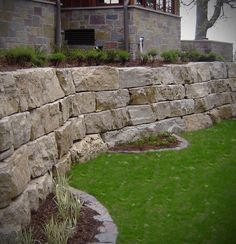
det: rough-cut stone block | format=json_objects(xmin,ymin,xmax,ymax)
[
  {"xmin": 207, "ymin": 108, "xmax": 221, "ymax": 124},
  {"xmin": 217, "ymin": 104, "xmax": 233, "ymax": 119},
  {"xmin": 85, "ymin": 111, "xmax": 115, "ymax": 134},
  {"xmin": 184, "ymin": 114, "xmax": 213, "ymax": 131},
  {"xmin": 96, "ymin": 89, "xmax": 130, "ymax": 110},
  {"xmin": 127, "ymin": 105, "xmax": 155, "ymax": 125},
  {"xmin": 228, "ymin": 78, "xmax": 236, "ymax": 91},
  {"xmin": 129, "ymin": 86, "xmax": 159, "ymax": 104},
  {"xmin": 194, "ymin": 97, "xmax": 212, "ymax": 113},
  {"xmin": 27, "ymin": 133, "xmax": 58, "ymax": 178},
  {"xmin": 30, "ymin": 102, "xmax": 62, "ymax": 140},
  {"xmin": 185, "ymin": 82, "xmax": 210, "ymax": 98},
  {"xmin": 53, "ymin": 153, "xmax": 72, "ymax": 176},
  {"xmin": 152, "ymin": 67, "xmax": 175, "ymax": 85},
  {"xmin": 75, "ymin": 92, "xmax": 96, "ymax": 113},
  {"xmin": 210, "ymin": 62, "xmax": 227, "ymax": 79},
  {"xmin": 119, "ymin": 67, "xmax": 153, "ymax": 88},
  {"xmin": 70, "ymin": 134, "xmax": 108, "ymax": 163},
  {"xmin": 55, "ymin": 121, "xmax": 73, "ymax": 159},
  {"xmin": 232, "ymin": 103, "xmax": 236, "ymax": 117},
  {"xmin": 0, "ymin": 146, "xmax": 14, "ymax": 162},
  {"xmin": 14, "ymin": 68, "xmax": 65, "ymax": 111},
  {"xmin": 227, "ymin": 62, "xmax": 236, "ymax": 78},
  {"xmin": 169, "ymin": 99, "xmax": 195, "ymax": 117},
  {"xmin": 72, "ymin": 66, "xmax": 119, "ymax": 92},
  {"xmin": 0, "ymin": 146, "xmax": 30, "ymax": 208},
  {"xmin": 0, "ymin": 73, "xmax": 19, "ymax": 119},
  {"xmin": 10, "ymin": 112, "xmax": 31, "ymax": 149},
  {"xmin": 171, "ymin": 65, "xmax": 195, "ymax": 84},
  {"xmin": 231, "ymin": 92, "xmax": 236, "ymax": 102},
  {"xmin": 0, "ymin": 117, "xmax": 13, "ymax": 152},
  {"xmin": 208, "ymin": 79, "xmax": 230, "ymax": 93},
  {"xmin": 186, "ymin": 62, "xmax": 211, "ymax": 82},
  {"xmin": 0, "ymin": 191, "xmax": 30, "ymax": 240},
  {"xmin": 152, "ymin": 102, "xmax": 171, "ymax": 120},
  {"xmin": 157, "ymin": 85, "xmax": 185, "ymax": 101},
  {"xmin": 70, "ymin": 116, "xmax": 86, "ymax": 141},
  {"xmin": 56, "ymin": 68, "xmax": 76, "ymax": 95},
  {"xmin": 102, "ymin": 118, "xmax": 186, "ymax": 147},
  {"xmin": 111, "ymin": 108, "xmax": 129, "ymax": 129}
]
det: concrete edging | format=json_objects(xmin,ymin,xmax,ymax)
[{"xmin": 69, "ymin": 187, "xmax": 118, "ymax": 244}]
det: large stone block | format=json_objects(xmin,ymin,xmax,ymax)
[
  {"xmin": 228, "ymin": 78, "xmax": 236, "ymax": 91},
  {"xmin": 27, "ymin": 133, "xmax": 58, "ymax": 178},
  {"xmin": 127, "ymin": 105, "xmax": 156, "ymax": 125},
  {"xmin": 70, "ymin": 116, "xmax": 86, "ymax": 141},
  {"xmin": 85, "ymin": 111, "xmax": 114, "ymax": 134},
  {"xmin": 0, "ymin": 146, "xmax": 30, "ymax": 208},
  {"xmin": 53, "ymin": 153, "xmax": 72, "ymax": 177},
  {"xmin": 184, "ymin": 114, "xmax": 213, "ymax": 131},
  {"xmin": 72, "ymin": 66, "xmax": 119, "ymax": 92},
  {"xmin": 30, "ymin": 102, "xmax": 62, "ymax": 140},
  {"xmin": 102, "ymin": 118, "xmax": 186, "ymax": 147},
  {"xmin": 0, "ymin": 73, "xmax": 19, "ymax": 119},
  {"xmin": 227, "ymin": 62, "xmax": 236, "ymax": 78},
  {"xmin": 231, "ymin": 92, "xmax": 236, "ymax": 102},
  {"xmin": 0, "ymin": 147, "xmax": 14, "ymax": 162},
  {"xmin": 111, "ymin": 108, "xmax": 129, "ymax": 129},
  {"xmin": 209, "ymin": 62, "xmax": 227, "ymax": 79},
  {"xmin": 169, "ymin": 99, "xmax": 195, "ymax": 117},
  {"xmin": 171, "ymin": 65, "xmax": 196, "ymax": 84},
  {"xmin": 0, "ymin": 117, "xmax": 13, "ymax": 153},
  {"xmin": 119, "ymin": 67, "xmax": 153, "ymax": 88},
  {"xmin": 185, "ymin": 82, "xmax": 210, "ymax": 98},
  {"xmin": 152, "ymin": 67, "xmax": 175, "ymax": 85},
  {"xmin": 56, "ymin": 68, "xmax": 76, "ymax": 95},
  {"xmin": 186, "ymin": 62, "xmax": 211, "ymax": 82},
  {"xmin": 70, "ymin": 134, "xmax": 108, "ymax": 163},
  {"xmin": 55, "ymin": 121, "xmax": 73, "ymax": 159},
  {"xmin": 217, "ymin": 104, "xmax": 233, "ymax": 119},
  {"xmin": 0, "ymin": 191, "xmax": 30, "ymax": 241},
  {"xmin": 208, "ymin": 79, "xmax": 230, "ymax": 93},
  {"xmin": 232, "ymin": 103, "xmax": 236, "ymax": 117},
  {"xmin": 96, "ymin": 89, "xmax": 130, "ymax": 110},
  {"xmin": 129, "ymin": 86, "xmax": 159, "ymax": 104},
  {"xmin": 194, "ymin": 97, "xmax": 212, "ymax": 113},
  {"xmin": 10, "ymin": 112, "xmax": 31, "ymax": 149},
  {"xmin": 157, "ymin": 85, "xmax": 185, "ymax": 101},
  {"xmin": 74, "ymin": 92, "xmax": 96, "ymax": 113},
  {"xmin": 14, "ymin": 68, "xmax": 65, "ymax": 111},
  {"xmin": 152, "ymin": 102, "xmax": 171, "ymax": 120}
]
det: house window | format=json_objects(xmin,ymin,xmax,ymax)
[{"xmin": 65, "ymin": 29, "xmax": 95, "ymax": 45}]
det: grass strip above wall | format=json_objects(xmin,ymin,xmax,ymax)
[{"xmin": 69, "ymin": 120, "xmax": 236, "ymax": 244}]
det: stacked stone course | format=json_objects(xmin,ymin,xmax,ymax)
[{"xmin": 0, "ymin": 62, "xmax": 236, "ymax": 242}]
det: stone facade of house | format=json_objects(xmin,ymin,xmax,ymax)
[{"xmin": 0, "ymin": 0, "xmax": 56, "ymax": 51}]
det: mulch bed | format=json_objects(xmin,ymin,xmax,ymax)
[{"xmin": 30, "ymin": 193, "xmax": 102, "ymax": 244}]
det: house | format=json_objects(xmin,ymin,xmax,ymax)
[
  {"xmin": 61, "ymin": 0, "xmax": 181, "ymax": 57},
  {"xmin": 0, "ymin": 0, "xmax": 180, "ymax": 56}
]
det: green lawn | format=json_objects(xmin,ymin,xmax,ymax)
[{"xmin": 69, "ymin": 120, "xmax": 236, "ymax": 244}]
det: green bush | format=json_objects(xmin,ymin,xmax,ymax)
[
  {"xmin": 147, "ymin": 48, "xmax": 158, "ymax": 62},
  {"xmin": 33, "ymin": 46, "xmax": 47, "ymax": 66},
  {"xmin": 198, "ymin": 52, "xmax": 224, "ymax": 62},
  {"xmin": 85, "ymin": 49, "xmax": 101, "ymax": 65},
  {"xmin": 105, "ymin": 50, "xmax": 117, "ymax": 63},
  {"xmin": 116, "ymin": 50, "xmax": 130, "ymax": 64},
  {"xmin": 161, "ymin": 50, "xmax": 180, "ymax": 63},
  {"xmin": 70, "ymin": 49, "xmax": 86, "ymax": 64},
  {"xmin": 48, "ymin": 52, "xmax": 66, "ymax": 66},
  {"xmin": 5, "ymin": 47, "xmax": 36, "ymax": 65}
]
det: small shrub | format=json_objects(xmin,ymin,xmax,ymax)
[
  {"xmin": 70, "ymin": 49, "xmax": 86, "ymax": 64},
  {"xmin": 105, "ymin": 50, "xmax": 117, "ymax": 63},
  {"xmin": 161, "ymin": 50, "xmax": 180, "ymax": 63},
  {"xmin": 147, "ymin": 48, "xmax": 158, "ymax": 61},
  {"xmin": 33, "ymin": 46, "xmax": 47, "ymax": 66},
  {"xmin": 17, "ymin": 227, "xmax": 34, "ymax": 244},
  {"xmin": 48, "ymin": 52, "xmax": 66, "ymax": 66},
  {"xmin": 5, "ymin": 47, "xmax": 36, "ymax": 66},
  {"xmin": 116, "ymin": 50, "xmax": 130, "ymax": 64},
  {"xmin": 139, "ymin": 53, "xmax": 149, "ymax": 65},
  {"xmin": 85, "ymin": 49, "xmax": 101, "ymax": 65},
  {"xmin": 198, "ymin": 52, "xmax": 224, "ymax": 62}
]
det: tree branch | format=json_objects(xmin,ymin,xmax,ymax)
[
  {"xmin": 180, "ymin": 0, "xmax": 195, "ymax": 6},
  {"xmin": 207, "ymin": 0, "xmax": 224, "ymax": 28}
]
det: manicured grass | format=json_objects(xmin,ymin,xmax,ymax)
[{"xmin": 69, "ymin": 120, "xmax": 236, "ymax": 244}]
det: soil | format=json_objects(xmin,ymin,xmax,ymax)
[
  {"xmin": 110, "ymin": 138, "xmax": 180, "ymax": 152},
  {"xmin": 0, "ymin": 59, "xmax": 165, "ymax": 72},
  {"xmin": 30, "ymin": 193, "xmax": 102, "ymax": 244}
]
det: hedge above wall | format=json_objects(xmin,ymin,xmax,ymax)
[{"xmin": 0, "ymin": 62, "xmax": 236, "ymax": 242}]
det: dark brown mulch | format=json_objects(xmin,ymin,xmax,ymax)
[
  {"xmin": 110, "ymin": 140, "xmax": 180, "ymax": 152},
  {"xmin": 30, "ymin": 193, "xmax": 102, "ymax": 244}
]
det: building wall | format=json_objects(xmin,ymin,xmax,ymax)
[
  {"xmin": 0, "ymin": 62, "xmax": 236, "ymax": 242},
  {"xmin": 181, "ymin": 40, "xmax": 233, "ymax": 62},
  {"xmin": 0, "ymin": 0, "xmax": 56, "ymax": 51},
  {"xmin": 61, "ymin": 5, "xmax": 181, "ymax": 55}
]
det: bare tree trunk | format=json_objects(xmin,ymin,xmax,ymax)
[{"xmin": 195, "ymin": 0, "xmax": 208, "ymax": 39}]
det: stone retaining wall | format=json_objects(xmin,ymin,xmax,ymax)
[{"xmin": 0, "ymin": 62, "xmax": 236, "ymax": 242}]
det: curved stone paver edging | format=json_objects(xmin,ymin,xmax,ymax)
[
  {"xmin": 68, "ymin": 187, "xmax": 118, "ymax": 244},
  {"xmin": 108, "ymin": 134, "xmax": 189, "ymax": 153}
]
